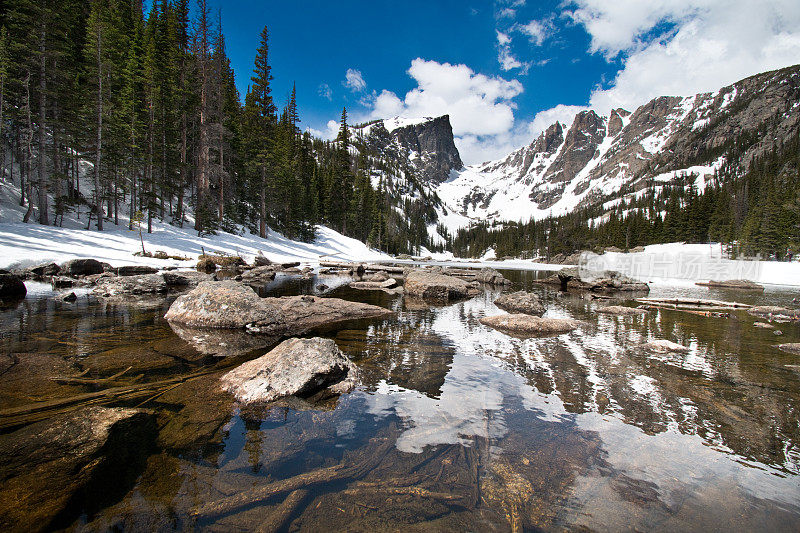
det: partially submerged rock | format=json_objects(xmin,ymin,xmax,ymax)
[
  {"xmin": 241, "ymin": 265, "xmax": 276, "ymax": 282},
  {"xmin": 776, "ymin": 343, "xmax": 800, "ymax": 356},
  {"xmin": 494, "ymin": 291, "xmax": 545, "ymax": 316},
  {"xmin": 597, "ymin": 305, "xmax": 648, "ymax": 316},
  {"xmin": 0, "ymin": 273, "xmax": 26, "ymax": 299},
  {"xmin": 350, "ymin": 278, "xmax": 398, "ymax": 290},
  {"xmin": 476, "ymin": 267, "xmax": 511, "ymax": 285},
  {"xmin": 0, "ymin": 407, "xmax": 156, "ymax": 531},
  {"xmin": 748, "ymin": 306, "xmax": 800, "ymax": 322},
  {"xmin": 164, "ymin": 281, "xmax": 392, "ymax": 335},
  {"xmin": 404, "ymin": 270, "xmax": 480, "ymax": 301},
  {"xmin": 538, "ymin": 268, "xmax": 649, "ymax": 293},
  {"xmin": 196, "ymin": 258, "xmax": 217, "ymax": 273},
  {"xmin": 696, "ymin": 279, "xmax": 764, "ymax": 290},
  {"xmin": 92, "ymin": 272, "xmax": 205, "ymax": 297},
  {"xmin": 25, "ymin": 262, "xmax": 61, "ymax": 280},
  {"xmin": 60, "ymin": 258, "xmax": 104, "ymax": 277},
  {"xmin": 220, "ymin": 337, "xmax": 358, "ymax": 404},
  {"xmin": 115, "ymin": 265, "xmax": 159, "ymax": 276},
  {"xmin": 480, "ymin": 314, "xmax": 585, "ymax": 336},
  {"xmin": 753, "ymin": 321, "xmax": 775, "ymax": 329},
  {"xmin": 640, "ymin": 339, "xmax": 690, "ymax": 353}
]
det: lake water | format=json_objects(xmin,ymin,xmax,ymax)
[{"xmin": 1, "ymin": 269, "xmax": 799, "ymax": 531}]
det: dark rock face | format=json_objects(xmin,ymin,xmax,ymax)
[
  {"xmin": 196, "ymin": 258, "xmax": 217, "ymax": 273},
  {"xmin": 220, "ymin": 337, "xmax": 358, "ymax": 404},
  {"xmin": 0, "ymin": 273, "xmax": 26, "ymax": 299},
  {"xmin": 164, "ymin": 281, "xmax": 393, "ymax": 334},
  {"xmin": 60, "ymin": 258, "xmax": 104, "ymax": 276},
  {"xmin": 494, "ymin": 291, "xmax": 545, "ymax": 316},
  {"xmin": 404, "ymin": 270, "xmax": 480, "ymax": 301},
  {"xmin": 115, "ymin": 265, "xmax": 159, "ymax": 276},
  {"xmin": 356, "ymin": 115, "xmax": 463, "ymax": 185},
  {"xmin": 28, "ymin": 262, "xmax": 61, "ymax": 279},
  {"xmin": 0, "ymin": 407, "xmax": 156, "ymax": 531}
]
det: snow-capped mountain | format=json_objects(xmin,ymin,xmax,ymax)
[
  {"xmin": 366, "ymin": 64, "xmax": 798, "ymax": 235},
  {"xmin": 353, "ymin": 115, "xmax": 463, "ymax": 185}
]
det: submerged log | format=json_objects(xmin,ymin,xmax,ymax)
[{"xmin": 636, "ymin": 297, "xmax": 751, "ymax": 311}]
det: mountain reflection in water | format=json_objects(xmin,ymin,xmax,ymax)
[{"xmin": 0, "ymin": 270, "xmax": 798, "ymax": 531}]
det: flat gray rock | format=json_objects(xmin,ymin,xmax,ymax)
[
  {"xmin": 494, "ymin": 291, "xmax": 545, "ymax": 316},
  {"xmin": 480, "ymin": 314, "xmax": 584, "ymax": 336},
  {"xmin": 220, "ymin": 337, "xmax": 358, "ymax": 403},
  {"xmin": 404, "ymin": 270, "xmax": 479, "ymax": 301}
]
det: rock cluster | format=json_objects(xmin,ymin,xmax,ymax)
[
  {"xmin": 164, "ymin": 281, "xmax": 392, "ymax": 335},
  {"xmin": 538, "ymin": 267, "xmax": 649, "ymax": 293}
]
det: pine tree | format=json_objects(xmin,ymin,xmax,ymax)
[{"xmin": 249, "ymin": 25, "xmax": 275, "ymax": 238}]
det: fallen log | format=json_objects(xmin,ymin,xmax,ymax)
[
  {"xmin": 0, "ymin": 368, "xmax": 218, "ymax": 430},
  {"xmin": 255, "ymin": 489, "xmax": 309, "ymax": 533},
  {"xmin": 192, "ymin": 434, "xmax": 394, "ymax": 520},
  {"xmin": 636, "ymin": 297, "xmax": 751, "ymax": 310}
]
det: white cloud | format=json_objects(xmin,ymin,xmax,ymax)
[
  {"xmin": 362, "ymin": 59, "xmax": 525, "ymax": 164},
  {"xmin": 528, "ymin": 104, "xmax": 587, "ymax": 137},
  {"xmin": 496, "ymin": 31, "xmax": 530, "ymax": 73},
  {"xmin": 497, "ymin": 7, "xmax": 516, "ymax": 19},
  {"xmin": 566, "ymin": 0, "xmax": 800, "ymax": 113},
  {"xmin": 344, "ymin": 68, "xmax": 367, "ymax": 92},
  {"xmin": 317, "ymin": 83, "xmax": 332, "ymax": 101},
  {"xmin": 514, "ymin": 19, "xmax": 551, "ymax": 46},
  {"xmin": 306, "ymin": 120, "xmax": 341, "ymax": 141}
]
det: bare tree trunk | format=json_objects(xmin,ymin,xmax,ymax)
[
  {"xmin": 218, "ymin": 145, "xmax": 224, "ymax": 222},
  {"xmin": 260, "ymin": 165, "xmax": 266, "ymax": 238},
  {"xmin": 37, "ymin": 24, "xmax": 49, "ymax": 225},
  {"xmin": 93, "ymin": 25, "xmax": 104, "ymax": 231}
]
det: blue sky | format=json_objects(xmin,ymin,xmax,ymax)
[{"xmin": 185, "ymin": 0, "xmax": 800, "ymax": 164}]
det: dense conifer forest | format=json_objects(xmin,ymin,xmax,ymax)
[{"xmin": 0, "ymin": 0, "xmax": 401, "ymax": 247}]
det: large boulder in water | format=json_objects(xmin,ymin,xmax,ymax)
[
  {"xmin": 480, "ymin": 314, "xmax": 585, "ymax": 336},
  {"xmin": 0, "ymin": 406, "xmax": 156, "ymax": 531},
  {"xmin": 220, "ymin": 337, "xmax": 358, "ymax": 404},
  {"xmin": 0, "ymin": 273, "xmax": 26, "ymax": 299},
  {"xmin": 404, "ymin": 270, "xmax": 479, "ymax": 301},
  {"xmin": 92, "ymin": 272, "xmax": 207, "ymax": 297},
  {"xmin": 164, "ymin": 280, "xmax": 392, "ymax": 335},
  {"xmin": 476, "ymin": 267, "xmax": 510, "ymax": 285},
  {"xmin": 60, "ymin": 258, "xmax": 104, "ymax": 277},
  {"xmin": 494, "ymin": 291, "xmax": 545, "ymax": 316}
]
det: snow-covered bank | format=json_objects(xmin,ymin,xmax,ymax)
[
  {"xmin": 0, "ymin": 220, "xmax": 389, "ymax": 270},
  {"xmin": 414, "ymin": 242, "xmax": 800, "ymax": 288}
]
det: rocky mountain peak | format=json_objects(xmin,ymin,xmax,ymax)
[{"xmin": 355, "ymin": 114, "xmax": 463, "ymax": 185}]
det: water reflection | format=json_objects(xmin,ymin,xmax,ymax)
[{"xmin": 0, "ymin": 269, "xmax": 799, "ymax": 530}]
